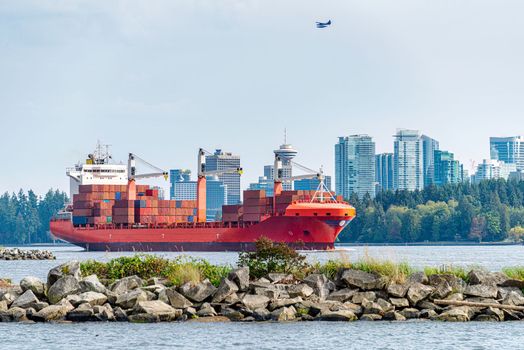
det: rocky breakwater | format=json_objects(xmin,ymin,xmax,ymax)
[
  {"xmin": 1, "ymin": 261, "xmax": 524, "ymax": 323},
  {"xmin": 0, "ymin": 248, "xmax": 55, "ymax": 260}
]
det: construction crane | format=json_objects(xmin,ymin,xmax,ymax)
[
  {"xmin": 273, "ymin": 154, "xmax": 334, "ymax": 214},
  {"xmin": 196, "ymin": 148, "xmax": 243, "ymax": 223},
  {"xmin": 127, "ymin": 153, "xmax": 168, "ymax": 200}
]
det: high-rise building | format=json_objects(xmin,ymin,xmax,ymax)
[
  {"xmin": 393, "ymin": 129, "xmax": 424, "ymax": 191},
  {"xmin": 169, "ymin": 169, "xmax": 227, "ymax": 219},
  {"xmin": 472, "ymin": 159, "xmax": 517, "ymax": 183},
  {"xmin": 205, "ymin": 149, "xmax": 241, "ymax": 204},
  {"xmin": 490, "ymin": 136, "xmax": 524, "ymax": 171},
  {"xmin": 422, "ymin": 135, "xmax": 440, "ymax": 186},
  {"xmin": 294, "ymin": 176, "xmax": 332, "ymax": 192},
  {"xmin": 433, "ymin": 150, "xmax": 461, "ymax": 185},
  {"xmin": 375, "ymin": 153, "xmax": 394, "ymax": 192},
  {"xmin": 263, "ymin": 164, "xmax": 292, "ymax": 191},
  {"xmin": 206, "ymin": 176, "xmax": 228, "ymax": 221},
  {"xmin": 248, "ymin": 176, "xmax": 274, "ymax": 196},
  {"xmin": 335, "ymin": 135, "xmax": 376, "ymax": 199}
]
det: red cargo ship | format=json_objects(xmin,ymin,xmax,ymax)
[{"xmin": 50, "ymin": 145, "xmax": 356, "ymax": 251}]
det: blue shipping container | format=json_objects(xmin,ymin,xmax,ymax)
[
  {"xmin": 115, "ymin": 192, "xmax": 121, "ymax": 200},
  {"xmin": 73, "ymin": 216, "xmax": 88, "ymax": 225}
]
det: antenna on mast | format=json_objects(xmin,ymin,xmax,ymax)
[{"xmin": 284, "ymin": 128, "xmax": 287, "ymax": 144}]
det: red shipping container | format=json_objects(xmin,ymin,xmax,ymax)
[
  {"xmin": 244, "ymin": 198, "xmax": 266, "ymax": 206},
  {"xmin": 113, "ymin": 208, "xmax": 134, "ymax": 216},
  {"xmin": 243, "ymin": 190, "xmax": 266, "ymax": 199},
  {"xmin": 73, "ymin": 200, "xmax": 94, "ymax": 209},
  {"xmin": 73, "ymin": 208, "xmax": 93, "ymax": 216}
]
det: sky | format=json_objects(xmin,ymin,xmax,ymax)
[{"xmin": 1, "ymin": 0, "xmax": 524, "ymax": 196}]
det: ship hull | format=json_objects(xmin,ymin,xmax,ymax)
[{"xmin": 50, "ymin": 215, "xmax": 349, "ymax": 252}]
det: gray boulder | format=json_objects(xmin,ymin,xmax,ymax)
[
  {"xmin": 271, "ymin": 306, "xmax": 296, "ymax": 321},
  {"xmin": 464, "ymin": 284, "xmax": 498, "ymax": 298},
  {"xmin": 502, "ymin": 291, "xmax": 524, "ymax": 306},
  {"xmin": 159, "ymin": 288, "xmax": 193, "ymax": 309},
  {"xmin": 303, "ymin": 274, "xmax": 333, "ymax": 299},
  {"xmin": 399, "ymin": 308, "xmax": 420, "ymax": 319},
  {"xmin": 11, "ymin": 290, "xmax": 39, "ymax": 309},
  {"xmin": 407, "ymin": 271, "xmax": 428, "ymax": 285},
  {"xmin": 93, "ymin": 304, "xmax": 115, "ymax": 321},
  {"xmin": 114, "ymin": 307, "xmax": 128, "ymax": 322},
  {"xmin": 212, "ymin": 279, "xmax": 239, "ymax": 303},
  {"xmin": 327, "ymin": 288, "xmax": 358, "ymax": 302},
  {"xmin": 389, "ymin": 297, "xmax": 409, "ymax": 308},
  {"xmin": 197, "ymin": 303, "xmax": 217, "ymax": 317},
  {"xmin": 20, "ymin": 277, "xmax": 46, "ymax": 297},
  {"xmin": 269, "ymin": 297, "xmax": 302, "ymax": 311},
  {"xmin": 428, "ymin": 274, "xmax": 466, "ymax": 293},
  {"xmin": 133, "ymin": 300, "xmax": 181, "ymax": 321},
  {"xmin": 499, "ymin": 279, "xmax": 524, "ymax": 289},
  {"xmin": 47, "ymin": 260, "xmax": 81, "ymax": 287},
  {"xmin": 407, "ymin": 283, "xmax": 433, "ymax": 305},
  {"xmin": 319, "ymin": 309, "xmax": 357, "ymax": 321},
  {"xmin": 376, "ymin": 298, "xmax": 394, "ymax": 313},
  {"xmin": 467, "ymin": 270, "xmax": 508, "ymax": 286},
  {"xmin": 47, "ymin": 276, "xmax": 81, "ymax": 304},
  {"xmin": 436, "ymin": 306, "xmax": 472, "ymax": 322},
  {"xmin": 66, "ymin": 303, "xmax": 94, "ymax": 322},
  {"xmin": 228, "ymin": 267, "xmax": 250, "ymax": 291},
  {"xmin": 33, "ymin": 301, "xmax": 73, "ymax": 322},
  {"xmin": 110, "ymin": 276, "xmax": 144, "ymax": 295},
  {"xmin": 352, "ymin": 291, "xmax": 376, "ymax": 304},
  {"xmin": 75, "ymin": 291, "xmax": 108, "ymax": 306},
  {"xmin": 431, "ymin": 281, "xmax": 453, "ymax": 300},
  {"xmin": 387, "ymin": 283, "xmax": 409, "ymax": 298},
  {"xmin": 383, "ymin": 311, "xmax": 406, "ymax": 321},
  {"xmin": 253, "ymin": 307, "xmax": 271, "ymax": 321},
  {"xmin": 241, "ymin": 294, "xmax": 270, "ymax": 310},
  {"xmin": 287, "ymin": 283, "xmax": 314, "ymax": 298},
  {"xmin": 267, "ymin": 273, "xmax": 293, "ymax": 284},
  {"xmin": 360, "ymin": 313, "xmax": 382, "ymax": 321},
  {"xmin": 0, "ymin": 300, "xmax": 8, "ymax": 312},
  {"xmin": 179, "ymin": 279, "xmax": 217, "ymax": 303},
  {"xmin": 362, "ymin": 300, "xmax": 384, "ymax": 315},
  {"xmin": 116, "ymin": 289, "xmax": 148, "ymax": 309},
  {"xmin": 80, "ymin": 275, "xmax": 107, "ymax": 294},
  {"xmin": 340, "ymin": 269, "xmax": 385, "ymax": 290}
]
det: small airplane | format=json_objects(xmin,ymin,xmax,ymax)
[{"xmin": 316, "ymin": 20, "xmax": 331, "ymax": 28}]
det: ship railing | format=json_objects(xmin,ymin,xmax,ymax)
[{"xmin": 72, "ymin": 221, "xmax": 258, "ymax": 230}]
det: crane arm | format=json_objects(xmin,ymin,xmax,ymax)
[
  {"xmin": 128, "ymin": 153, "xmax": 168, "ymax": 181},
  {"xmin": 279, "ymin": 173, "xmax": 323, "ymax": 183},
  {"xmin": 200, "ymin": 168, "xmax": 243, "ymax": 177}
]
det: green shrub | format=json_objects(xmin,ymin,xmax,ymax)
[
  {"xmin": 502, "ymin": 266, "xmax": 524, "ymax": 281},
  {"xmin": 423, "ymin": 265, "xmax": 470, "ymax": 282},
  {"xmin": 238, "ymin": 237, "xmax": 309, "ymax": 279}
]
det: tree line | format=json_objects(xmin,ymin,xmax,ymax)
[
  {"xmin": 339, "ymin": 179, "xmax": 524, "ymax": 243},
  {"xmin": 0, "ymin": 189, "xmax": 68, "ymax": 244}
]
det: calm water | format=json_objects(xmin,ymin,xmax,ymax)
[{"xmin": 1, "ymin": 244, "xmax": 524, "ymax": 349}]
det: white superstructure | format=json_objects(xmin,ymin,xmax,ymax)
[{"xmin": 66, "ymin": 142, "xmax": 128, "ymax": 197}]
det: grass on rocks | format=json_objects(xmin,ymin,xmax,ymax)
[
  {"xmin": 423, "ymin": 265, "xmax": 470, "ymax": 282},
  {"xmin": 502, "ymin": 266, "xmax": 524, "ymax": 280},
  {"xmin": 80, "ymin": 255, "xmax": 231, "ymax": 287}
]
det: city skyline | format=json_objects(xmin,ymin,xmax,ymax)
[{"xmin": 3, "ymin": 1, "xmax": 524, "ymax": 195}]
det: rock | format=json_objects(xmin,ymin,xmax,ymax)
[
  {"xmin": 499, "ymin": 279, "xmax": 524, "ymax": 289},
  {"xmin": 387, "ymin": 283, "xmax": 409, "ymax": 298},
  {"xmin": 1, "ymin": 292, "xmax": 18, "ymax": 306},
  {"xmin": 212, "ymin": 279, "xmax": 239, "ymax": 303},
  {"xmin": 399, "ymin": 308, "xmax": 420, "ymax": 319},
  {"xmin": 445, "ymin": 293, "xmax": 464, "ymax": 301},
  {"xmin": 253, "ymin": 287, "xmax": 280, "ymax": 299},
  {"xmin": 66, "ymin": 303, "xmax": 94, "ymax": 322},
  {"xmin": 271, "ymin": 306, "xmax": 296, "ymax": 321},
  {"xmin": 467, "ymin": 270, "xmax": 508, "ymax": 286},
  {"xmin": 327, "ymin": 288, "xmax": 358, "ymax": 302},
  {"xmin": 267, "ymin": 273, "xmax": 293, "ymax": 284},
  {"xmin": 340, "ymin": 269, "xmax": 385, "ymax": 290},
  {"xmin": 464, "ymin": 284, "xmax": 498, "ymax": 298},
  {"xmin": 428, "ymin": 274, "xmax": 466, "ymax": 293},
  {"xmin": 93, "ymin": 304, "xmax": 115, "ymax": 321},
  {"xmin": 110, "ymin": 276, "xmax": 143, "ymax": 295},
  {"xmin": 116, "ymin": 289, "xmax": 148, "ymax": 309},
  {"xmin": 268, "ymin": 297, "xmax": 302, "ymax": 311},
  {"xmin": 376, "ymin": 298, "xmax": 394, "ymax": 313},
  {"xmin": 503, "ymin": 309, "xmax": 523, "ymax": 321},
  {"xmin": 197, "ymin": 303, "xmax": 217, "ymax": 317},
  {"xmin": 223, "ymin": 293, "xmax": 240, "ymax": 305},
  {"xmin": 11, "ymin": 290, "xmax": 39, "ymax": 309},
  {"xmin": 33, "ymin": 302, "xmax": 49, "ymax": 312},
  {"xmin": 5, "ymin": 307, "xmax": 27, "ymax": 322},
  {"xmin": 483, "ymin": 306, "xmax": 504, "ymax": 321},
  {"xmin": 188, "ymin": 315, "xmax": 231, "ymax": 323},
  {"xmin": 407, "ymin": 271, "xmax": 428, "ymax": 285},
  {"xmin": 33, "ymin": 303, "xmax": 71, "ymax": 322},
  {"xmin": 419, "ymin": 309, "xmax": 438, "ymax": 319},
  {"xmin": 497, "ymin": 287, "xmax": 523, "ymax": 299},
  {"xmin": 0, "ymin": 300, "xmax": 7, "ymax": 312},
  {"xmin": 222, "ymin": 308, "xmax": 244, "ymax": 321},
  {"xmin": 159, "ymin": 288, "xmax": 193, "ymax": 309},
  {"xmin": 406, "ymin": 283, "xmax": 433, "ymax": 305},
  {"xmin": 47, "ymin": 261, "xmax": 81, "ymax": 287},
  {"xmin": 179, "ymin": 279, "xmax": 217, "ymax": 303},
  {"xmin": 253, "ymin": 307, "xmax": 271, "ymax": 321},
  {"xmin": 417, "ymin": 301, "xmax": 442, "ymax": 312},
  {"xmin": 503, "ymin": 291, "xmax": 524, "ymax": 306},
  {"xmin": 128, "ymin": 313, "xmax": 160, "ymax": 323},
  {"xmin": 436, "ymin": 306, "xmax": 472, "ymax": 322},
  {"xmin": 362, "ymin": 300, "xmax": 384, "ymax": 315},
  {"xmin": 303, "ymin": 274, "xmax": 332, "ymax": 299},
  {"xmin": 228, "ymin": 267, "xmax": 250, "ymax": 291},
  {"xmin": 133, "ymin": 300, "xmax": 181, "ymax": 321},
  {"xmin": 319, "ymin": 309, "xmax": 357, "ymax": 321},
  {"xmin": 389, "ymin": 298, "xmax": 409, "ymax": 308},
  {"xmin": 352, "ymin": 291, "xmax": 376, "ymax": 304},
  {"xmin": 75, "ymin": 292, "xmax": 108, "ymax": 306},
  {"xmin": 47, "ymin": 276, "xmax": 81, "ymax": 304},
  {"xmin": 360, "ymin": 314, "xmax": 382, "ymax": 321},
  {"xmin": 113, "ymin": 307, "xmax": 128, "ymax": 322},
  {"xmin": 20, "ymin": 277, "xmax": 46, "ymax": 297},
  {"xmin": 287, "ymin": 284, "xmax": 314, "ymax": 298},
  {"xmin": 383, "ymin": 311, "xmax": 406, "ymax": 321},
  {"xmin": 431, "ymin": 281, "xmax": 453, "ymax": 300},
  {"xmin": 241, "ymin": 294, "xmax": 270, "ymax": 311},
  {"xmin": 79, "ymin": 275, "xmax": 107, "ymax": 294}
]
